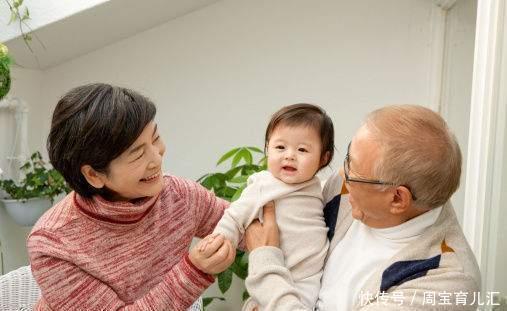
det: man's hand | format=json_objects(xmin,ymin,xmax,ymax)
[
  {"xmin": 245, "ymin": 201, "xmax": 280, "ymax": 251},
  {"xmin": 189, "ymin": 234, "xmax": 235, "ymax": 275}
]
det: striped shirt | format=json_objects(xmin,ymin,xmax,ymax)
[{"xmin": 27, "ymin": 175, "xmax": 228, "ymax": 311}]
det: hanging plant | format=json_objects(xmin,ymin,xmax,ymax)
[
  {"xmin": 0, "ymin": 43, "xmax": 11, "ymax": 100},
  {"xmin": 2, "ymin": 0, "xmax": 45, "ymax": 74}
]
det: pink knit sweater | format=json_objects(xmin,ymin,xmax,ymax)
[{"xmin": 27, "ymin": 175, "xmax": 228, "ymax": 311}]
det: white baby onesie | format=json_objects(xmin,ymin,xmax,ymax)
[{"xmin": 213, "ymin": 170, "xmax": 329, "ymax": 309}]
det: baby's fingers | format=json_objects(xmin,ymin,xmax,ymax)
[{"xmin": 200, "ymin": 234, "xmax": 225, "ymax": 257}]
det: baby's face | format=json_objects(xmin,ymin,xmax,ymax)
[{"xmin": 266, "ymin": 124, "xmax": 323, "ymax": 184}]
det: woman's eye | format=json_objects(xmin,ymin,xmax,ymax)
[
  {"xmin": 298, "ymin": 148, "xmax": 308, "ymax": 152},
  {"xmin": 153, "ymin": 135, "xmax": 160, "ymax": 142},
  {"xmin": 135, "ymin": 153, "xmax": 144, "ymax": 160}
]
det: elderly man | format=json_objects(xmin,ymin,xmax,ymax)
[{"xmin": 245, "ymin": 105, "xmax": 481, "ymax": 310}]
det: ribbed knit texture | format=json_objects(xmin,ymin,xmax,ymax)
[{"xmin": 27, "ymin": 175, "xmax": 228, "ymax": 311}]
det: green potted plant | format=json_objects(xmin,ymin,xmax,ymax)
[
  {"xmin": 0, "ymin": 43, "xmax": 11, "ymax": 100},
  {"xmin": 0, "ymin": 151, "xmax": 70, "ymax": 226},
  {"xmin": 197, "ymin": 146, "xmax": 267, "ymax": 309}
]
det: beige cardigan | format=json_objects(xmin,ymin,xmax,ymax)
[{"xmin": 245, "ymin": 172, "xmax": 481, "ymax": 310}]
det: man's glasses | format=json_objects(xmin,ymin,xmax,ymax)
[
  {"xmin": 343, "ymin": 155, "xmax": 394, "ymax": 186},
  {"xmin": 343, "ymin": 143, "xmax": 417, "ymax": 201}
]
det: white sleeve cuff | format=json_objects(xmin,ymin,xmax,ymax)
[{"xmin": 248, "ymin": 246, "xmax": 285, "ymax": 275}]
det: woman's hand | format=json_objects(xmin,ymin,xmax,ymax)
[
  {"xmin": 189, "ymin": 234, "xmax": 235, "ymax": 275},
  {"xmin": 245, "ymin": 201, "xmax": 280, "ymax": 251}
]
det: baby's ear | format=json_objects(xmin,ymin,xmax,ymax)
[
  {"xmin": 80, "ymin": 165, "xmax": 106, "ymax": 189},
  {"xmin": 320, "ymin": 151, "xmax": 331, "ymax": 167}
]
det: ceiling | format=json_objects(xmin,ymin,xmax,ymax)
[{"xmin": 3, "ymin": 0, "xmax": 221, "ymax": 69}]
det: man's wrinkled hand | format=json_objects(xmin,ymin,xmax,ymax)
[{"xmin": 245, "ymin": 201, "xmax": 280, "ymax": 251}]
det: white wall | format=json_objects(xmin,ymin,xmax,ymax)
[
  {"xmin": 441, "ymin": 0, "xmax": 477, "ymax": 225},
  {"xmin": 1, "ymin": 0, "xmax": 478, "ymax": 309},
  {"xmin": 35, "ymin": 0, "xmax": 439, "ymax": 179},
  {"xmin": 495, "ymin": 113, "xmax": 507, "ymax": 298},
  {"xmin": 493, "ymin": 10, "xmax": 507, "ymax": 298}
]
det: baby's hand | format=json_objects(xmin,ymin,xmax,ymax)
[
  {"xmin": 189, "ymin": 234, "xmax": 235, "ymax": 275},
  {"xmin": 198, "ymin": 233, "xmax": 219, "ymax": 253}
]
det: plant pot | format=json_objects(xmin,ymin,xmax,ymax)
[{"xmin": 0, "ymin": 197, "xmax": 52, "ymax": 227}]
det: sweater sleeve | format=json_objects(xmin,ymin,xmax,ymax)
[
  {"xmin": 28, "ymin": 230, "xmax": 214, "ymax": 311},
  {"xmin": 245, "ymin": 247, "xmax": 310, "ymax": 311},
  {"xmin": 168, "ymin": 175, "xmax": 229, "ymax": 239}
]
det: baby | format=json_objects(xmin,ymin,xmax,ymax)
[{"xmin": 206, "ymin": 103, "xmax": 334, "ymax": 309}]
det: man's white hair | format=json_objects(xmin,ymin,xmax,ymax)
[{"xmin": 365, "ymin": 105, "xmax": 462, "ymax": 209}]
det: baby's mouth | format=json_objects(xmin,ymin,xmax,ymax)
[{"xmin": 282, "ymin": 166, "xmax": 297, "ymax": 172}]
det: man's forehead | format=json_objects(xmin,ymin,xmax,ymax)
[{"xmin": 349, "ymin": 128, "xmax": 379, "ymax": 168}]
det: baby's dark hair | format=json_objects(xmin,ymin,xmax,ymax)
[
  {"xmin": 265, "ymin": 103, "xmax": 334, "ymax": 168},
  {"xmin": 47, "ymin": 83, "xmax": 156, "ymax": 197}
]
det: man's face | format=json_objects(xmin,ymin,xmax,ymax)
[{"xmin": 339, "ymin": 126, "xmax": 394, "ymax": 228}]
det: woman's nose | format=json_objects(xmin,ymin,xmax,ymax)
[{"xmin": 148, "ymin": 144, "xmax": 164, "ymax": 168}]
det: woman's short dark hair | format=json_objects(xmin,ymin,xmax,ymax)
[
  {"xmin": 265, "ymin": 103, "xmax": 334, "ymax": 168},
  {"xmin": 47, "ymin": 83, "xmax": 156, "ymax": 197}
]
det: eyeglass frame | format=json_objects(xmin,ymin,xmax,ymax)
[{"xmin": 343, "ymin": 142, "xmax": 417, "ymax": 201}]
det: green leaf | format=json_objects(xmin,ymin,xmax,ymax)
[
  {"xmin": 231, "ymin": 148, "xmax": 244, "ymax": 168},
  {"xmin": 228, "ymin": 175, "xmax": 248, "ymax": 184},
  {"xmin": 217, "ymin": 269, "xmax": 233, "ymax": 294},
  {"xmin": 242, "ymin": 290, "xmax": 250, "ymax": 301},
  {"xmin": 230, "ymin": 264, "xmax": 247, "ymax": 280},
  {"xmin": 31, "ymin": 151, "xmax": 41, "ymax": 160},
  {"xmin": 231, "ymin": 184, "xmax": 246, "ymax": 202},
  {"xmin": 8, "ymin": 11, "xmax": 17, "ymax": 25},
  {"xmin": 20, "ymin": 162, "xmax": 31, "ymax": 170},
  {"xmin": 242, "ymin": 149, "xmax": 253, "ymax": 165},
  {"xmin": 229, "ymin": 252, "xmax": 248, "ymax": 279},
  {"xmin": 224, "ymin": 166, "xmax": 242, "ymax": 180},
  {"xmin": 196, "ymin": 173, "xmax": 210, "ymax": 183},
  {"xmin": 240, "ymin": 252, "xmax": 249, "ymax": 268},
  {"xmin": 202, "ymin": 296, "xmax": 225, "ymax": 307},
  {"xmin": 258, "ymin": 156, "xmax": 268, "ymax": 168},
  {"xmin": 0, "ymin": 151, "xmax": 69, "ymax": 201},
  {"xmin": 247, "ymin": 146, "xmax": 263, "ymax": 154},
  {"xmin": 216, "ymin": 147, "xmax": 240, "ymax": 166},
  {"xmin": 222, "ymin": 186, "xmax": 238, "ymax": 198}
]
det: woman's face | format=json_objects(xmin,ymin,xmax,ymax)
[{"xmin": 99, "ymin": 121, "xmax": 166, "ymax": 201}]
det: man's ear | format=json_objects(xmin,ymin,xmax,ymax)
[
  {"xmin": 320, "ymin": 151, "xmax": 331, "ymax": 167},
  {"xmin": 80, "ymin": 165, "xmax": 106, "ymax": 189},
  {"xmin": 389, "ymin": 186, "xmax": 412, "ymax": 215}
]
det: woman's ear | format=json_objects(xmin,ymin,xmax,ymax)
[{"xmin": 80, "ymin": 165, "xmax": 106, "ymax": 189}]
